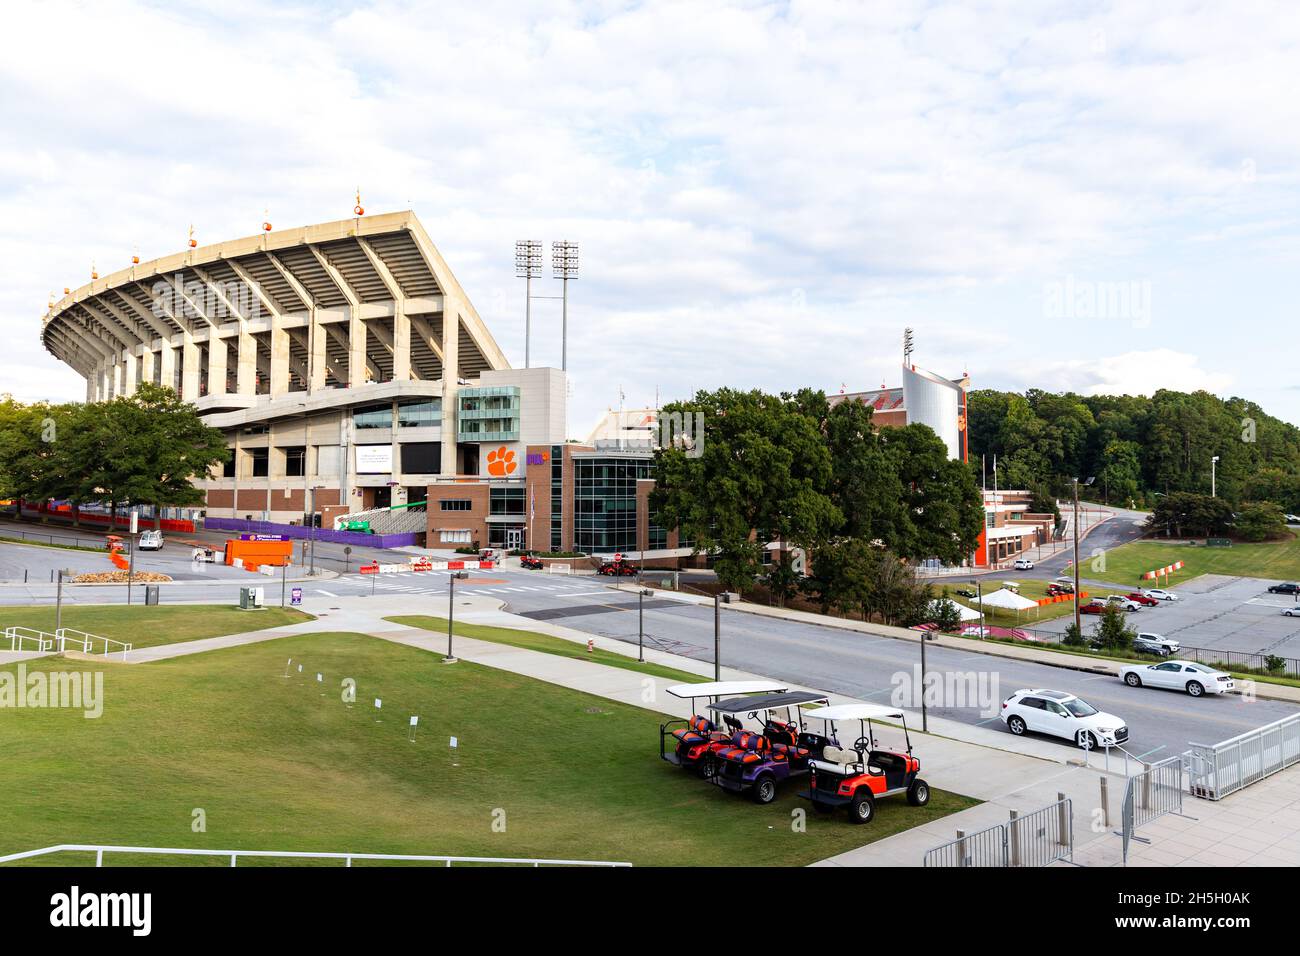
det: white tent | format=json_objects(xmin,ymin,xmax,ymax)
[
  {"xmin": 929, "ymin": 598, "xmax": 983, "ymax": 623},
  {"xmin": 976, "ymin": 588, "xmax": 1040, "ymax": 612}
]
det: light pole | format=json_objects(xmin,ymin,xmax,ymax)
[
  {"xmin": 1072, "ymin": 478, "xmax": 1082, "ymax": 635},
  {"xmin": 637, "ymin": 587, "xmax": 652, "ymax": 662},
  {"xmin": 919, "ymin": 623, "xmax": 929, "ymax": 733},
  {"xmin": 1211, "ymin": 455, "xmax": 1220, "ymax": 497},
  {"xmin": 713, "ymin": 591, "xmax": 734, "ymax": 680},
  {"xmin": 444, "ymin": 571, "xmax": 469, "ymax": 663},
  {"xmin": 515, "ymin": 240, "xmax": 542, "ymax": 368},
  {"xmin": 971, "ymin": 578, "xmax": 985, "ymax": 639},
  {"xmin": 56, "ymin": 569, "xmax": 67, "ymax": 633},
  {"xmin": 308, "ymin": 485, "xmax": 324, "ymax": 576},
  {"xmin": 552, "ymin": 241, "xmax": 579, "ymax": 372}
]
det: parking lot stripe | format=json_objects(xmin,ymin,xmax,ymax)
[{"xmin": 315, "ymin": 589, "xmax": 338, "ymax": 597}]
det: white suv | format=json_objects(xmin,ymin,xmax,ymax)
[
  {"xmin": 138, "ymin": 529, "xmax": 164, "ymax": 551},
  {"xmin": 1105, "ymin": 594, "xmax": 1141, "ymax": 612},
  {"xmin": 1012, "ymin": 558, "xmax": 1034, "ymax": 570},
  {"xmin": 1000, "ymin": 689, "xmax": 1129, "ymax": 748}
]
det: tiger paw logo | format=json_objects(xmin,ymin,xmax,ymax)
[{"xmin": 487, "ymin": 446, "xmax": 517, "ymax": 476}]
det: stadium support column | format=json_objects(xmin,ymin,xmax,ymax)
[
  {"xmin": 180, "ymin": 333, "xmax": 200, "ymax": 400},
  {"xmin": 139, "ymin": 347, "xmax": 155, "ymax": 389},
  {"xmin": 308, "ymin": 308, "xmax": 327, "ymax": 392},
  {"xmin": 440, "ymin": 299, "xmax": 461, "ymax": 477},
  {"xmin": 392, "ymin": 300, "xmax": 411, "ymax": 382},
  {"xmin": 159, "ymin": 339, "xmax": 176, "ymax": 394},
  {"xmin": 347, "ymin": 308, "xmax": 367, "ymax": 387},
  {"xmin": 121, "ymin": 349, "xmax": 137, "ymax": 396},
  {"xmin": 236, "ymin": 323, "xmax": 257, "ymax": 395},
  {"xmin": 205, "ymin": 333, "xmax": 226, "ymax": 398},
  {"xmin": 269, "ymin": 315, "xmax": 290, "ymax": 396}
]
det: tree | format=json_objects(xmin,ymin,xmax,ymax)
[
  {"xmin": 1062, "ymin": 622, "xmax": 1086, "ymax": 647},
  {"xmin": 0, "ymin": 396, "xmax": 59, "ymax": 518},
  {"xmin": 1094, "ymin": 606, "xmax": 1136, "ymax": 652},
  {"xmin": 1234, "ymin": 501, "xmax": 1287, "ymax": 542},
  {"xmin": 651, "ymin": 388, "xmax": 841, "ymax": 593},
  {"xmin": 879, "ymin": 424, "xmax": 984, "ymax": 563},
  {"xmin": 763, "ymin": 553, "xmax": 800, "ymax": 608},
  {"xmin": 930, "ymin": 588, "xmax": 963, "ymax": 633},
  {"xmin": 1147, "ymin": 492, "xmax": 1232, "ymax": 538}
]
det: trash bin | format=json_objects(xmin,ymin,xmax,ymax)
[{"xmin": 145, "ymin": 585, "xmax": 160, "ymax": 606}]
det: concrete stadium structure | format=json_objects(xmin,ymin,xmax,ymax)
[{"xmin": 41, "ymin": 211, "xmax": 568, "ymax": 526}]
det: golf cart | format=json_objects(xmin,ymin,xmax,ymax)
[
  {"xmin": 659, "ymin": 681, "xmax": 789, "ymax": 777},
  {"xmin": 520, "ymin": 553, "xmax": 544, "ymax": 570},
  {"xmin": 706, "ymin": 691, "xmax": 833, "ymax": 803},
  {"xmin": 797, "ymin": 704, "xmax": 929, "ymax": 824}
]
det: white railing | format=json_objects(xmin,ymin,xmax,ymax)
[
  {"xmin": 1188, "ymin": 712, "xmax": 1300, "ymax": 801},
  {"xmin": 547, "ymin": 563, "xmax": 573, "ymax": 574},
  {"xmin": 53, "ymin": 633, "xmax": 90, "ymax": 653},
  {"xmin": 0, "ymin": 844, "xmax": 631, "ymax": 868},
  {"xmin": 56, "ymin": 628, "xmax": 132, "ymax": 660},
  {"xmin": 4, "ymin": 626, "xmax": 54, "ymax": 652}
]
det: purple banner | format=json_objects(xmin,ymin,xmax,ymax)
[{"xmin": 203, "ymin": 517, "xmax": 420, "ymax": 549}]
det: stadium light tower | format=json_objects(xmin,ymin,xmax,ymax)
[
  {"xmin": 552, "ymin": 241, "xmax": 579, "ymax": 371},
  {"xmin": 903, "ymin": 327, "xmax": 915, "ymax": 368},
  {"xmin": 514, "ymin": 240, "xmax": 543, "ymax": 368}
]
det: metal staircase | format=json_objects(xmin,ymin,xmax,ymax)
[{"xmin": 334, "ymin": 500, "xmax": 428, "ymax": 535}]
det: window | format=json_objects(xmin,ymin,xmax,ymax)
[
  {"xmin": 248, "ymin": 448, "xmax": 269, "ymax": 478},
  {"xmin": 440, "ymin": 529, "xmax": 471, "ymax": 543},
  {"xmin": 440, "ymin": 499, "xmax": 472, "ymax": 512},
  {"xmin": 490, "ymin": 486, "xmax": 525, "ymax": 516},
  {"xmin": 1019, "ymin": 697, "xmax": 1046, "ymax": 710},
  {"xmin": 572, "ymin": 455, "xmax": 653, "ymax": 554},
  {"xmin": 397, "ymin": 399, "xmax": 441, "ymax": 427},
  {"xmin": 222, "ymin": 450, "xmax": 236, "ymax": 478},
  {"xmin": 283, "ymin": 446, "xmax": 306, "ymax": 478},
  {"xmin": 353, "ymin": 404, "xmax": 392, "ymax": 429}
]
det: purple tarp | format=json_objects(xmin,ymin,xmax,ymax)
[{"xmin": 202, "ymin": 517, "xmax": 420, "ymax": 549}]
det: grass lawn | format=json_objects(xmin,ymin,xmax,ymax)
[
  {"xmin": 387, "ymin": 614, "xmax": 706, "ymax": 685},
  {"xmin": 0, "ymin": 604, "xmax": 314, "ymax": 651},
  {"xmin": 0, "ymin": 634, "xmax": 976, "ymax": 866},
  {"xmin": 1081, "ymin": 532, "xmax": 1300, "ymax": 588}
]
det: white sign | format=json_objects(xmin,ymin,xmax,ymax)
[
  {"xmin": 355, "ymin": 444, "xmax": 394, "ymax": 474},
  {"xmin": 409, "ymin": 715, "xmax": 419, "ymax": 727},
  {"xmin": 130, "ymin": 512, "xmax": 139, "ymax": 535},
  {"xmin": 374, "ymin": 698, "xmax": 382, "ymax": 709},
  {"xmin": 449, "ymin": 736, "xmax": 458, "ymax": 749},
  {"xmin": 316, "ymin": 673, "xmax": 322, "ymax": 683}
]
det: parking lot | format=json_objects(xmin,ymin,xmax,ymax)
[
  {"xmin": 1035, "ymin": 573, "xmax": 1300, "ymax": 660},
  {"xmin": 0, "ymin": 538, "xmax": 253, "ymax": 583}
]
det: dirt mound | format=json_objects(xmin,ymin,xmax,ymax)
[{"xmin": 72, "ymin": 570, "xmax": 173, "ymax": 584}]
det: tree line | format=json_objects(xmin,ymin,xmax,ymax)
[
  {"xmin": 968, "ymin": 387, "xmax": 1300, "ymax": 515},
  {"xmin": 650, "ymin": 388, "xmax": 985, "ymax": 623},
  {"xmin": 0, "ymin": 383, "xmax": 229, "ymax": 527}
]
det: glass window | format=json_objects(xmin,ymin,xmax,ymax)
[
  {"xmin": 490, "ymin": 486, "xmax": 525, "ymax": 516},
  {"xmin": 397, "ymin": 399, "xmax": 441, "ymax": 427},
  {"xmin": 248, "ymin": 448, "xmax": 269, "ymax": 478},
  {"xmin": 354, "ymin": 404, "xmax": 392, "ymax": 429},
  {"xmin": 400, "ymin": 442, "xmax": 440, "ymax": 474},
  {"xmin": 283, "ymin": 446, "xmax": 306, "ymax": 478},
  {"xmin": 440, "ymin": 499, "xmax": 472, "ymax": 512}
]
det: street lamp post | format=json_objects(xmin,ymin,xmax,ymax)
[
  {"xmin": 56, "ymin": 569, "xmax": 67, "ymax": 634},
  {"xmin": 920, "ymin": 624, "xmax": 929, "ymax": 733},
  {"xmin": 552, "ymin": 241, "xmax": 579, "ymax": 372},
  {"xmin": 444, "ymin": 571, "xmax": 469, "ymax": 663},
  {"xmin": 638, "ymin": 587, "xmax": 652, "ymax": 662},
  {"xmin": 1072, "ymin": 478, "xmax": 1082, "ymax": 635},
  {"xmin": 308, "ymin": 485, "xmax": 325, "ymax": 576},
  {"xmin": 713, "ymin": 591, "xmax": 734, "ymax": 681},
  {"xmin": 971, "ymin": 578, "xmax": 985, "ymax": 639},
  {"xmin": 1211, "ymin": 455, "xmax": 1220, "ymax": 498},
  {"xmin": 515, "ymin": 240, "xmax": 542, "ymax": 368}
]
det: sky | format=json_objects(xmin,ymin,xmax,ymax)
[{"xmin": 3, "ymin": 0, "xmax": 1299, "ymax": 434}]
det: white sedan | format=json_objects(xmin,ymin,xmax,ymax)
[
  {"xmin": 1283, "ymin": 607, "xmax": 1300, "ymax": 618},
  {"xmin": 1120, "ymin": 660, "xmax": 1233, "ymax": 697},
  {"xmin": 1000, "ymin": 689, "xmax": 1129, "ymax": 748},
  {"xmin": 1141, "ymin": 588, "xmax": 1178, "ymax": 602}
]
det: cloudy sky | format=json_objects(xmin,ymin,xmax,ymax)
[{"xmin": 3, "ymin": 0, "xmax": 1299, "ymax": 432}]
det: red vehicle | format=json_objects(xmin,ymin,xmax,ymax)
[
  {"xmin": 520, "ymin": 554, "xmax": 544, "ymax": 570},
  {"xmin": 660, "ymin": 681, "xmax": 789, "ymax": 777},
  {"xmin": 798, "ymin": 704, "xmax": 929, "ymax": 824},
  {"xmin": 598, "ymin": 560, "xmax": 638, "ymax": 576},
  {"xmin": 1126, "ymin": 592, "xmax": 1160, "ymax": 607},
  {"xmin": 1080, "ymin": 600, "xmax": 1107, "ymax": 615}
]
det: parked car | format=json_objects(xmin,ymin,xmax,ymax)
[
  {"xmin": 1268, "ymin": 582, "xmax": 1300, "ymax": 594},
  {"xmin": 1012, "ymin": 558, "xmax": 1034, "ymax": 570},
  {"xmin": 1121, "ymin": 660, "xmax": 1233, "ymax": 697},
  {"xmin": 1126, "ymin": 592, "xmax": 1160, "ymax": 607},
  {"xmin": 138, "ymin": 529, "xmax": 164, "ymax": 551},
  {"xmin": 1105, "ymin": 594, "xmax": 1141, "ymax": 612},
  {"xmin": 1133, "ymin": 632, "xmax": 1180, "ymax": 655},
  {"xmin": 1079, "ymin": 600, "xmax": 1108, "ymax": 615},
  {"xmin": 1000, "ymin": 689, "xmax": 1129, "ymax": 747},
  {"xmin": 1141, "ymin": 588, "xmax": 1178, "ymax": 602},
  {"xmin": 1283, "ymin": 607, "xmax": 1300, "ymax": 618},
  {"xmin": 1285, "ymin": 514, "xmax": 1300, "ymax": 525},
  {"xmin": 954, "ymin": 588, "xmax": 977, "ymax": 599}
]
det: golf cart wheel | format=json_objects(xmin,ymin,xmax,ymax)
[
  {"xmin": 848, "ymin": 790, "xmax": 876, "ymax": 825},
  {"xmin": 1186, "ymin": 681, "xmax": 1204, "ymax": 697},
  {"xmin": 1125, "ymin": 672, "xmax": 1142, "ymax": 687},
  {"xmin": 751, "ymin": 775, "xmax": 777, "ymax": 805},
  {"xmin": 1007, "ymin": 715, "xmax": 1026, "ymax": 736},
  {"xmin": 696, "ymin": 754, "xmax": 718, "ymax": 779},
  {"xmin": 906, "ymin": 778, "xmax": 930, "ymax": 807}
]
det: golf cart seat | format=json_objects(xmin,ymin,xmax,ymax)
[
  {"xmin": 821, "ymin": 745, "xmax": 860, "ymax": 765},
  {"xmin": 671, "ymin": 715, "xmax": 717, "ymax": 747},
  {"xmin": 717, "ymin": 731, "xmax": 770, "ymax": 765}
]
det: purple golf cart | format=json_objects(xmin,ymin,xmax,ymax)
[{"xmin": 705, "ymin": 691, "xmax": 834, "ymax": 804}]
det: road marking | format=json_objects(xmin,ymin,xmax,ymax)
[
  {"xmin": 1134, "ymin": 744, "xmax": 1167, "ymax": 760},
  {"xmin": 315, "ymin": 589, "xmax": 338, "ymax": 597},
  {"xmin": 559, "ymin": 591, "xmax": 613, "ymax": 598}
]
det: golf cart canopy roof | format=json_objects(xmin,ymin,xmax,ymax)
[
  {"xmin": 707, "ymin": 691, "xmax": 829, "ymax": 714},
  {"xmin": 666, "ymin": 680, "xmax": 789, "ymax": 699},
  {"xmin": 803, "ymin": 704, "xmax": 906, "ymax": 722}
]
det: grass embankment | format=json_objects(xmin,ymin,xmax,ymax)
[
  {"xmin": 1079, "ymin": 533, "xmax": 1300, "ymax": 588},
  {"xmin": 386, "ymin": 614, "xmax": 703, "ymax": 685},
  {"xmin": 0, "ymin": 604, "xmax": 314, "ymax": 651},
  {"xmin": 0, "ymin": 634, "xmax": 976, "ymax": 866}
]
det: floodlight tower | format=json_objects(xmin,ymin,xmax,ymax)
[
  {"xmin": 552, "ymin": 241, "xmax": 579, "ymax": 372},
  {"xmin": 515, "ymin": 240, "xmax": 543, "ymax": 368},
  {"xmin": 903, "ymin": 327, "xmax": 915, "ymax": 368}
]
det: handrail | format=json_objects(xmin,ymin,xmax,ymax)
[
  {"xmin": 4, "ymin": 626, "xmax": 55, "ymax": 652},
  {"xmin": 54, "ymin": 627, "xmax": 132, "ymax": 658},
  {"xmin": 1189, "ymin": 711, "xmax": 1300, "ymax": 751},
  {"xmin": 0, "ymin": 844, "xmax": 631, "ymax": 867}
]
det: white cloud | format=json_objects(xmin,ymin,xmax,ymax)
[{"xmin": 1034, "ymin": 349, "xmax": 1233, "ymax": 398}]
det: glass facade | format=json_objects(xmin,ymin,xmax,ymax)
[
  {"xmin": 354, "ymin": 404, "xmax": 391, "ymax": 429},
  {"xmin": 397, "ymin": 398, "xmax": 441, "ymax": 427},
  {"xmin": 489, "ymin": 485, "xmax": 525, "ymax": 516},
  {"xmin": 573, "ymin": 456, "xmax": 654, "ymax": 554},
  {"xmin": 457, "ymin": 386, "xmax": 521, "ymax": 442},
  {"xmin": 550, "ymin": 445, "xmax": 563, "ymax": 551}
]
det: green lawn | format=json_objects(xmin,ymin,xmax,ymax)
[
  {"xmin": 946, "ymin": 578, "xmax": 1091, "ymax": 625},
  {"xmin": 387, "ymin": 614, "xmax": 706, "ymax": 685},
  {"xmin": 0, "ymin": 604, "xmax": 314, "ymax": 651},
  {"xmin": 0, "ymin": 634, "xmax": 976, "ymax": 866},
  {"xmin": 1081, "ymin": 533, "xmax": 1300, "ymax": 588}
]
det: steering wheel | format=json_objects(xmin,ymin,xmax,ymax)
[{"xmin": 854, "ymin": 736, "xmax": 871, "ymax": 754}]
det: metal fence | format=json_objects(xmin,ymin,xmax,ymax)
[
  {"xmin": 1188, "ymin": 712, "xmax": 1300, "ymax": 801},
  {"xmin": 1120, "ymin": 754, "xmax": 1184, "ymax": 864},
  {"xmin": 924, "ymin": 796, "xmax": 1073, "ymax": 867},
  {"xmin": 0, "ymin": 843, "xmax": 631, "ymax": 868}
]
